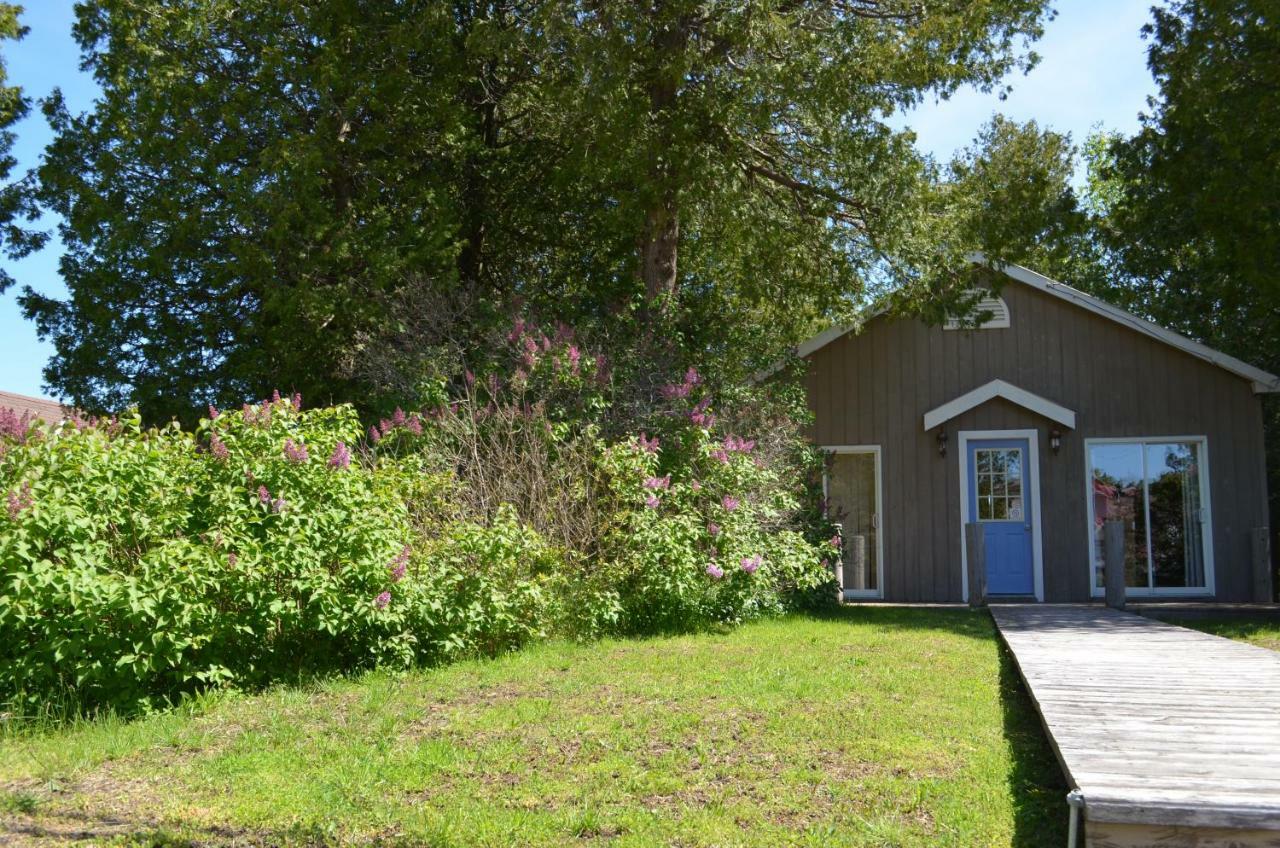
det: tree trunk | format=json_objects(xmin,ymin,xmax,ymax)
[{"xmin": 640, "ymin": 199, "xmax": 678, "ymax": 304}]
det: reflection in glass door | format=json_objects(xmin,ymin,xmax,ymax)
[
  {"xmin": 826, "ymin": 449, "xmax": 880, "ymax": 595},
  {"xmin": 1088, "ymin": 439, "xmax": 1209, "ymax": 593}
]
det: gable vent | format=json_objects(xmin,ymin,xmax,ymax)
[{"xmin": 944, "ymin": 292, "xmax": 1010, "ymax": 330}]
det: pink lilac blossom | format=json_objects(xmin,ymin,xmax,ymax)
[
  {"xmin": 554, "ymin": 322, "xmax": 574, "ymax": 343},
  {"xmin": 829, "ymin": 535, "xmax": 842, "ymax": 549},
  {"xmin": 642, "ymin": 475, "xmax": 671, "ymax": 490},
  {"xmin": 6, "ymin": 482, "xmax": 33, "ymax": 519},
  {"xmin": 228, "ymin": 552, "xmax": 238, "ymax": 567},
  {"xmin": 707, "ymin": 522, "xmax": 720, "ymax": 536},
  {"xmin": 722, "ymin": 495, "xmax": 740, "ymax": 512},
  {"xmin": 568, "ymin": 345, "xmax": 581, "ymax": 374},
  {"xmin": 329, "ymin": 441, "xmax": 351, "ymax": 469},
  {"xmin": 283, "ymin": 438, "xmax": 309, "ymax": 464},
  {"xmin": 637, "ymin": 433, "xmax": 660, "ymax": 454},
  {"xmin": 375, "ymin": 591, "xmax": 391, "ymax": 609},
  {"xmin": 368, "ymin": 425, "xmax": 382, "ymax": 444},
  {"xmin": 706, "ymin": 562, "xmax": 724, "ymax": 580},
  {"xmin": 388, "ymin": 545, "xmax": 411, "ymax": 582},
  {"xmin": 691, "ymin": 479, "xmax": 702, "ymax": 491},
  {"xmin": 208, "ymin": 404, "xmax": 220, "ymax": 420},
  {"xmin": 689, "ymin": 397, "xmax": 715, "ymax": 428},
  {"xmin": 723, "ymin": 435, "xmax": 755, "ymax": 454},
  {"xmin": 740, "ymin": 554, "xmax": 762, "ymax": 575},
  {"xmin": 392, "ymin": 407, "xmax": 406, "ymax": 427},
  {"xmin": 210, "ymin": 433, "xmax": 230, "ymax": 461},
  {"xmin": 271, "ymin": 389, "xmax": 282, "ymax": 404},
  {"xmin": 271, "ymin": 497, "xmax": 286, "ymax": 513},
  {"xmin": 465, "ymin": 369, "xmax": 476, "ymax": 387},
  {"xmin": 258, "ymin": 485, "xmax": 271, "ymax": 504},
  {"xmin": 644, "ymin": 494, "xmax": 661, "ymax": 509},
  {"xmin": 405, "ymin": 414, "xmax": 423, "ymax": 436},
  {"xmin": 0, "ymin": 408, "xmax": 31, "ymax": 443},
  {"xmin": 291, "ymin": 392, "xmax": 302, "ymax": 410}
]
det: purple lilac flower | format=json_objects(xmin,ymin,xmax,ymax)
[
  {"xmin": 375, "ymin": 591, "xmax": 391, "ymax": 609},
  {"xmin": 291, "ymin": 392, "xmax": 302, "ymax": 410},
  {"xmin": 258, "ymin": 485, "xmax": 271, "ymax": 504},
  {"xmin": 0, "ymin": 408, "xmax": 31, "ymax": 443},
  {"xmin": 507, "ymin": 318, "xmax": 526, "ymax": 343},
  {"xmin": 568, "ymin": 345, "xmax": 581, "ymax": 374},
  {"xmin": 329, "ymin": 441, "xmax": 351, "ymax": 469},
  {"xmin": 554, "ymin": 322, "xmax": 574, "ymax": 343},
  {"xmin": 638, "ymin": 433, "xmax": 660, "ymax": 454},
  {"xmin": 707, "ymin": 522, "xmax": 720, "ymax": 536},
  {"xmin": 829, "ymin": 535, "xmax": 842, "ymax": 549},
  {"xmin": 388, "ymin": 545, "xmax": 411, "ymax": 582},
  {"xmin": 740, "ymin": 554, "xmax": 762, "ymax": 575},
  {"xmin": 208, "ymin": 404, "xmax": 220, "ymax": 420},
  {"xmin": 711, "ymin": 448, "xmax": 730, "ymax": 464},
  {"xmin": 465, "ymin": 369, "xmax": 476, "ymax": 387},
  {"xmin": 521, "ymin": 351, "xmax": 536, "ymax": 370},
  {"xmin": 642, "ymin": 475, "xmax": 671, "ymax": 490},
  {"xmin": 271, "ymin": 497, "xmax": 286, "ymax": 513},
  {"xmin": 6, "ymin": 482, "xmax": 33, "ymax": 519},
  {"xmin": 706, "ymin": 562, "xmax": 724, "ymax": 580},
  {"xmin": 540, "ymin": 334, "xmax": 551, "ymax": 352},
  {"xmin": 392, "ymin": 407, "xmax": 406, "ymax": 427},
  {"xmin": 722, "ymin": 495, "xmax": 740, "ymax": 512},
  {"xmin": 210, "ymin": 433, "xmax": 230, "ymax": 461},
  {"xmin": 661, "ymin": 381, "xmax": 692, "ymax": 400},
  {"xmin": 228, "ymin": 552, "xmax": 238, "ymax": 567},
  {"xmin": 691, "ymin": 479, "xmax": 702, "ymax": 492},
  {"xmin": 283, "ymin": 438, "xmax": 309, "ymax": 464},
  {"xmin": 271, "ymin": 389, "xmax": 282, "ymax": 404},
  {"xmin": 689, "ymin": 397, "xmax": 714, "ymax": 428},
  {"xmin": 405, "ymin": 414, "xmax": 423, "ymax": 436},
  {"xmin": 644, "ymin": 494, "xmax": 661, "ymax": 509},
  {"xmin": 368, "ymin": 425, "xmax": 382, "ymax": 444}
]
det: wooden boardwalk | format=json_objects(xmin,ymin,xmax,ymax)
[{"xmin": 990, "ymin": 604, "xmax": 1280, "ymax": 846}]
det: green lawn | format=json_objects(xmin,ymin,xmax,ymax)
[
  {"xmin": 1165, "ymin": 616, "xmax": 1280, "ymax": 652},
  {"xmin": 1, "ymin": 608, "xmax": 1066, "ymax": 847}
]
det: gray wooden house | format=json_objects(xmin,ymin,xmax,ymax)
[{"xmin": 802, "ymin": 259, "xmax": 1278, "ymax": 604}]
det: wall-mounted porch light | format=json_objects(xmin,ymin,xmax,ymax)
[
  {"xmin": 936, "ymin": 430, "xmax": 948, "ymax": 457},
  {"xmin": 1050, "ymin": 429, "xmax": 1062, "ymax": 454}
]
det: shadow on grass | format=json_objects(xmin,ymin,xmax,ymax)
[{"xmin": 996, "ymin": 640, "xmax": 1069, "ymax": 846}]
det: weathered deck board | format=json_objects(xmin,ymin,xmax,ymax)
[{"xmin": 990, "ymin": 604, "xmax": 1280, "ymax": 836}]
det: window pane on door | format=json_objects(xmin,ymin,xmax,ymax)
[
  {"xmin": 975, "ymin": 448, "xmax": 1023, "ymax": 521},
  {"xmin": 1146, "ymin": 442, "xmax": 1205, "ymax": 588},
  {"xmin": 1089, "ymin": 443, "xmax": 1150, "ymax": 589},
  {"xmin": 827, "ymin": 452, "xmax": 878, "ymax": 591}
]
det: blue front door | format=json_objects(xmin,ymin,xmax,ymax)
[{"xmin": 968, "ymin": 438, "xmax": 1035, "ymax": 595}]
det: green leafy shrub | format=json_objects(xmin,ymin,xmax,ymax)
[{"xmin": 0, "ymin": 399, "xmax": 423, "ymax": 714}]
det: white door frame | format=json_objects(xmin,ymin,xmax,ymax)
[
  {"xmin": 821, "ymin": 445, "xmax": 884, "ymax": 600},
  {"xmin": 958, "ymin": 429, "xmax": 1045, "ymax": 602}
]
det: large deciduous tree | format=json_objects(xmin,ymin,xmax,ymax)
[
  {"xmin": 0, "ymin": 3, "xmax": 43, "ymax": 291},
  {"xmin": 20, "ymin": 0, "xmax": 1056, "ymax": 420},
  {"xmin": 1079, "ymin": 0, "xmax": 1280, "ymax": 549}
]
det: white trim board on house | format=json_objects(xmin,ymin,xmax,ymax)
[
  {"xmin": 923, "ymin": 379, "xmax": 1076, "ymax": 431},
  {"xmin": 782, "ymin": 256, "xmax": 1280, "ymax": 394}
]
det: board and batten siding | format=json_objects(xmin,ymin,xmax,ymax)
[{"xmin": 804, "ymin": 280, "xmax": 1269, "ymax": 603}]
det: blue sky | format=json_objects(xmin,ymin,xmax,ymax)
[{"xmin": 0, "ymin": 1, "xmax": 1159, "ymax": 401}]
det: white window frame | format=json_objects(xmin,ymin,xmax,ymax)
[
  {"xmin": 958, "ymin": 429, "xmax": 1045, "ymax": 602},
  {"xmin": 821, "ymin": 445, "xmax": 884, "ymax": 600},
  {"xmin": 1083, "ymin": 436, "xmax": 1215, "ymax": 598}
]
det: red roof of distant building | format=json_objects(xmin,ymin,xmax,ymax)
[{"xmin": 0, "ymin": 390, "xmax": 69, "ymax": 423}]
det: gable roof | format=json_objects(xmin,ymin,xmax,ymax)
[{"xmin": 792, "ymin": 256, "xmax": 1280, "ymax": 394}]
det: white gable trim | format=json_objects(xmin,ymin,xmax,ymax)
[
  {"xmin": 784, "ymin": 257, "xmax": 1280, "ymax": 393},
  {"xmin": 923, "ymin": 379, "xmax": 1076, "ymax": 431}
]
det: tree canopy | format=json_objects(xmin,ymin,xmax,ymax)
[{"xmin": 13, "ymin": 0, "xmax": 1063, "ymax": 421}]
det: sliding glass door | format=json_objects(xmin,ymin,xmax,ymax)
[{"xmin": 1088, "ymin": 438, "xmax": 1211, "ymax": 594}]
